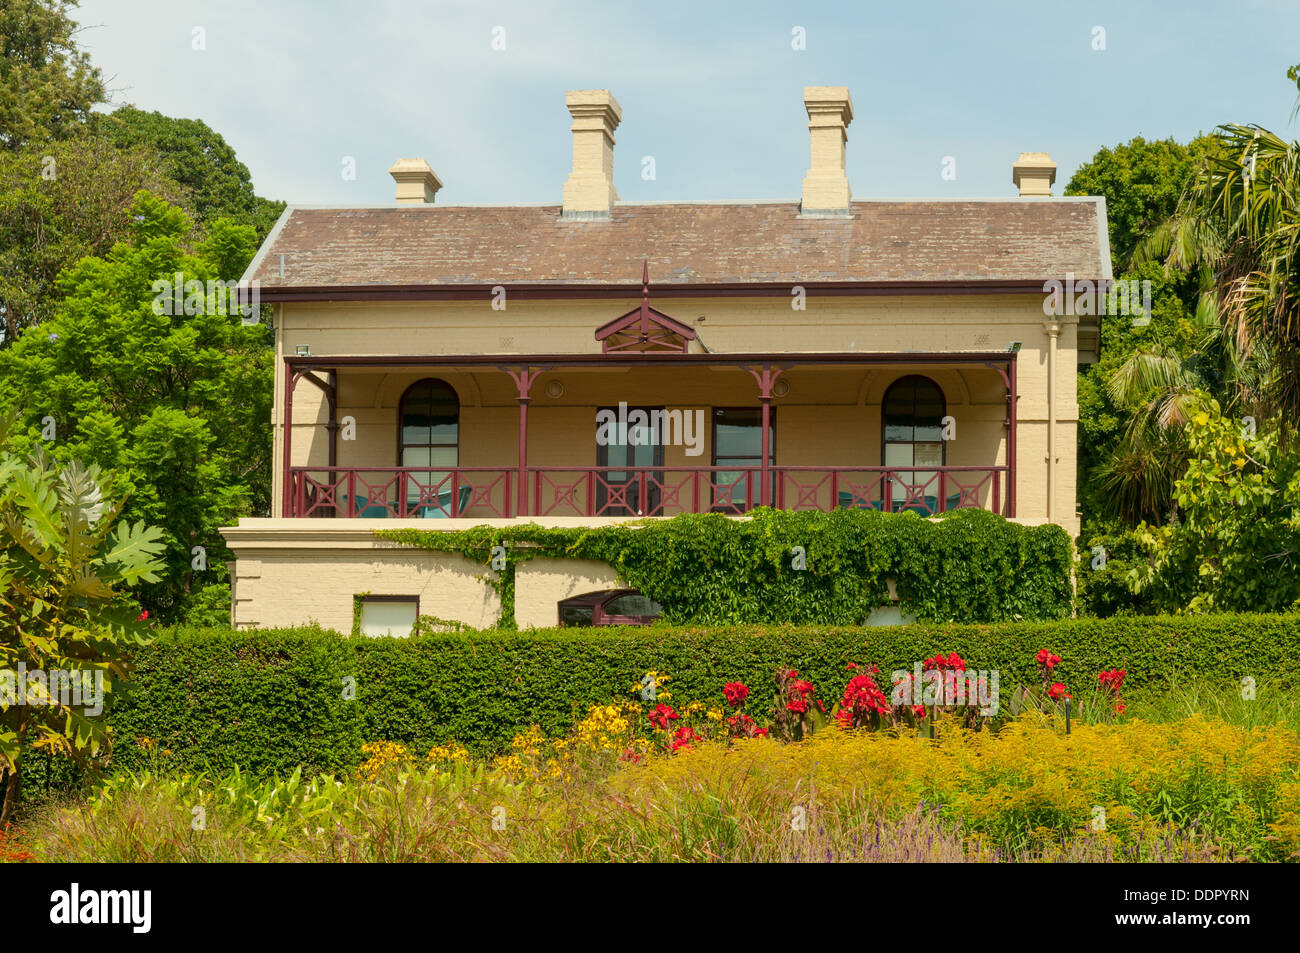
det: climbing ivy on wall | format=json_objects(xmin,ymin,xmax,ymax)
[{"xmin": 375, "ymin": 508, "xmax": 1073, "ymax": 628}]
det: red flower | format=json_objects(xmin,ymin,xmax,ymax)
[
  {"xmin": 1047, "ymin": 683, "xmax": 1068, "ymax": 701},
  {"xmin": 727, "ymin": 713, "xmax": 766, "ymax": 738},
  {"xmin": 1098, "ymin": 669, "xmax": 1126, "ymax": 692},
  {"xmin": 922, "ymin": 652, "xmax": 966, "ymax": 672},
  {"xmin": 1036, "ymin": 649, "xmax": 1062, "ymax": 669},
  {"xmin": 647, "ymin": 704, "xmax": 680, "ymax": 730},
  {"xmin": 835, "ymin": 670, "xmax": 893, "ymax": 728},
  {"xmin": 670, "ymin": 725, "xmax": 699, "ymax": 751},
  {"xmin": 723, "ymin": 681, "xmax": 750, "ymax": 708},
  {"xmin": 137, "ymin": 610, "xmax": 149, "ymax": 622}
]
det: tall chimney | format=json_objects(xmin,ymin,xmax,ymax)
[
  {"xmin": 562, "ymin": 89, "xmax": 622, "ymax": 218},
  {"xmin": 800, "ymin": 86, "xmax": 853, "ymax": 215},
  {"xmin": 1012, "ymin": 152, "xmax": 1057, "ymax": 197},
  {"xmin": 389, "ymin": 158, "xmax": 442, "ymax": 204}
]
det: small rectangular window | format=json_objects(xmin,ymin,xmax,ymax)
[{"xmin": 358, "ymin": 595, "xmax": 419, "ymax": 638}]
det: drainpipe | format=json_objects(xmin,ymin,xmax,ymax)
[{"xmin": 1044, "ymin": 321, "xmax": 1060, "ymax": 523}]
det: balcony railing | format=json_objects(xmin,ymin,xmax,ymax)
[{"xmin": 287, "ymin": 465, "xmax": 1010, "ymax": 519}]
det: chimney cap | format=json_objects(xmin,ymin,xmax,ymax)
[
  {"xmin": 388, "ymin": 158, "xmax": 442, "ymax": 204},
  {"xmin": 1012, "ymin": 152, "xmax": 1057, "ymax": 197},
  {"xmin": 803, "ymin": 86, "xmax": 854, "ymax": 123},
  {"xmin": 565, "ymin": 89, "xmax": 623, "ymax": 122}
]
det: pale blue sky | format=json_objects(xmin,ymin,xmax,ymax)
[{"xmin": 74, "ymin": 0, "xmax": 1300, "ymax": 206}]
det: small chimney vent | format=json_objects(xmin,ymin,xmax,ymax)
[
  {"xmin": 1012, "ymin": 152, "xmax": 1057, "ymax": 197},
  {"xmin": 389, "ymin": 158, "xmax": 442, "ymax": 204}
]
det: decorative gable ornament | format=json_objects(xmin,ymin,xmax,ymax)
[{"xmin": 594, "ymin": 262, "xmax": 696, "ymax": 354}]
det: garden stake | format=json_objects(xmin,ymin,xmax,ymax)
[{"xmin": 1065, "ymin": 696, "xmax": 1071, "ymax": 734}]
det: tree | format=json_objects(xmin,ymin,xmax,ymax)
[
  {"xmin": 1141, "ymin": 122, "xmax": 1300, "ymax": 428},
  {"xmin": 0, "ymin": 133, "xmax": 181, "ymax": 342},
  {"xmin": 1065, "ymin": 135, "xmax": 1217, "ymax": 268},
  {"xmin": 1065, "ymin": 137, "xmax": 1217, "ymax": 528},
  {"xmin": 0, "ymin": 191, "xmax": 273, "ymax": 622},
  {"xmin": 0, "ymin": 0, "xmax": 105, "ymax": 151},
  {"xmin": 101, "ymin": 106, "xmax": 285, "ymax": 240},
  {"xmin": 1128, "ymin": 396, "xmax": 1300, "ymax": 613},
  {"xmin": 0, "ymin": 409, "xmax": 165, "ymax": 823}
]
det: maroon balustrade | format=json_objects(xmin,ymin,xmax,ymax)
[
  {"xmin": 288, "ymin": 467, "xmax": 514, "ymax": 518},
  {"xmin": 287, "ymin": 464, "xmax": 1009, "ymax": 519}
]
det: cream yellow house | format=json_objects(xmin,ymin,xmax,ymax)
[{"xmin": 220, "ymin": 87, "xmax": 1108, "ymax": 633}]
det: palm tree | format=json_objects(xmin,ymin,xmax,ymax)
[
  {"xmin": 1139, "ymin": 123, "xmax": 1300, "ymax": 427},
  {"xmin": 1101, "ymin": 119, "xmax": 1300, "ymax": 523}
]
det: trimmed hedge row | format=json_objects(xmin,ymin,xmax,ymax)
[{"xmin": 20, "ymin": 613, "xmax": 1300, "ymax": 797}]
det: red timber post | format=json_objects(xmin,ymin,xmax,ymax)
[
  {"xmin": 281, "ymin": 358, "xmax": 294, "ymax": 517},
  {"xmin": 503, "ymin": 366, "xmax": 546, "ymax": 517},
  {"xmin": 985, "ymin": 355, "xmax": 1019, "ymax": 518},
  {"xmin": 743, "ymin": 364, "xmax": 788, "ymax": 508},
  {"xmin": 1009, "ymin": 356, "xmax": 1019, "ymax": 518}
]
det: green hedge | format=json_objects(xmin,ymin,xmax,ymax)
[
  {"xmin": 19, "ymin": 613, "xmax": 1300, "ymax": 798},
  {"xmin": 378, "ymin": 507, "xmax": 1075, "ymax": 626}
]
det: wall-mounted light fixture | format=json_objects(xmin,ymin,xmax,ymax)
[
  {"xmin": 1007, "ymin": 341, "xmax": 1022, "ymax": 353},
  {"xmin": 295, "ymin": 344, "xmax": 311, "ymax": 357}
]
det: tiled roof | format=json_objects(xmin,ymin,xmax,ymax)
[{"xmin": 243, "ymin": 199, "xmax": 1109, "ymax": 293}]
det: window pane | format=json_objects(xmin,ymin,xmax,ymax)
[
  {"xmin": 884, "ymin": 420, "xmax": 914, "ymax": 442},
  {"xmin": 603, "ymin": 593, "xmax": 663, "ymax": 618},
  {"xmin": 402, "ymin": 447, "xmax": 432, "ymax": 468},
  {"xmin": 914, "ymin": 421, "xmax": 944, "ymax": 442},
  {"xmin": 429, "ymin": 419, "xmax": 458, "ymax": 444},
  {"xmin": 884, "ymin": 444, "xmax": 914, "ymax": 467},
  {"xmin": 559, "ymin": 604, "xmax": 595, "ymax": 627},
  {"xmin": 402, "ymin": 421, "xmax": 431, "ymax": 445},
  {"xmin": 360, "ymin": 599, "xmax": 417, "ymax": 638},
  {"xmin": 914, "ymin": 443, "xmax": 943, "ymax": 467},
  {"xmin": 713, "ymin": 409, "xmax": 773, "ymax": 463}
]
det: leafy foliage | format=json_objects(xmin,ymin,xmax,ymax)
[
  {"xmin": 0, "ymin": 0, "xmax": 104, "ymax": 152},
  {"xmin": 0, "ymin": 191, "xmax": 273, "ymax": 621},
  {"xmin": 18, "ymin": 613, "xmax": 1300, "ymax": 798},
  {"xmin": 0, "ymin": 409, "xmax": 164, "ymax": 821},
  {"xmin": 101, "ymin": 106, "xmax": 285, "ymax": 241},
  {"xmin": 0, "ymin": 134, "xmax": 182, "ymax": 341},
  {"xmin": 1129, "ymin": 397, "xmax": 1300, "ymax": 613},
  {"xmin": 377, "ymin": 508, "xmax": 1074, "ymax": 628}
]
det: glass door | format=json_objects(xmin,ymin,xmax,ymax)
[
  {"xmin": 596, "ymin": 407, "xmax": 663, "ymax": 515},
  {"xmin": 882, "ymin": 376, "xmax": 945, "ymax": 512},
  {"xmin": 712, "ymin": 408, "xmax": 775, "ymax": 511}
]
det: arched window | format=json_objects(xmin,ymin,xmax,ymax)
[
  {"xmin": 399, "ymin": 379, "xmax": 459, "ymax": 469},
  {"xmin": 558, "ymin": 589, "xmax": 664, "ymax": 627},
  {"xmin": 882, "ymin": 375, "xmax": 945, "ymax": 510}
]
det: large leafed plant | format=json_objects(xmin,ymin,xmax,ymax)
[{"xmin": 0, "ymin": 410, "xmax": 165, "ymax": 822}]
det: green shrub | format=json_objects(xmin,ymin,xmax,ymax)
[
  {"xmin": 378, "ymin": 507, "xmax": 1075, "ymax": 627},
  {"xmin": 19, "ymin": 613, "xmax": 1300, "ymax": 799},
  {"xmin": 1075, "ymin": 522, "xmax": 1156, "ymax": 617}
]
